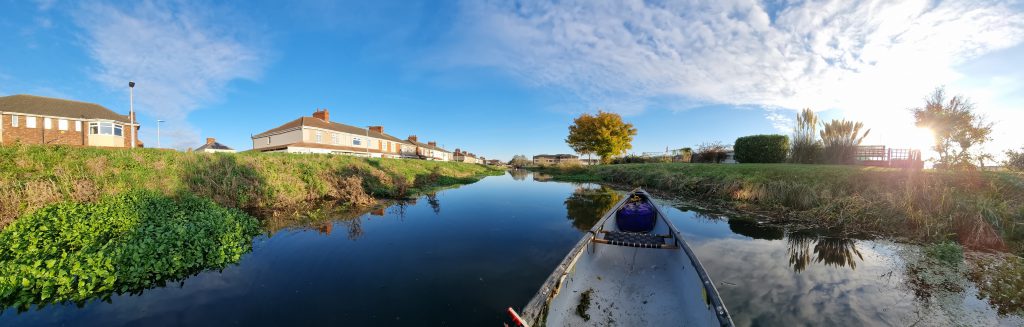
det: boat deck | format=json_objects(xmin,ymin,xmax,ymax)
[{"xmin": 544, "ymin": 241, "xmax": 719, "ymax": 326}]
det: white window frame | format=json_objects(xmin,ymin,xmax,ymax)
[
  {"xmin": 10, "ymin": 115, "xmax": 18, "ymax": 128},
  {"xmin": 58, "ymin": 119, "xmax": 68, "ymax": 131},
  {"xmin": 26, "ymin": 116, "xmax": 36, "ymax": 128},
  {"xmin": 315, "ymin": 131, "xmax": 322, "ymax": 143},
  {"xmin": 266, "ymin": 136, "xmax": 271, "ymax": 145},
  {"xmin": 75, "ymin": 120, "xmax": 81, "ymax": 132},
  {"xmin": 44, "ymin": 117, "xmax": 52, "ymax": 129},
  {"xmin": 88, "ymin": 122, "xmax": 124, "ymax": 136},
  {"xmin": 332, "ymin": 133, "xmax": 339, "ymax": 145}
]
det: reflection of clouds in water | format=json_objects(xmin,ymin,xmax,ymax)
[{"xmin": 692, "ymin": 237, "xmax": 1013, "ymax": 326}]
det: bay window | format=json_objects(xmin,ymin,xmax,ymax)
[{"xmin": 88, "ymin": 122, "xmax": 124, "ymax": 136}]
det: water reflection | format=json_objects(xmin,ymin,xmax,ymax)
[
  {"xmin": 727, "ymin": 218, "xmax": 784, "ymax": 240},
  {"xmin": 563, "ymin": 184, "xmax": 622, "ymax": 231},
  {"xmin": 509, "ymin": 169, "xmax": 529, "ymax": 181},
  {"xmin": 426, "ymin": 193, "xmax": 441, "ymax": 215},
  {"xmin": 786, "ymin": 231, "xmax": 864, "ymax": 273}
]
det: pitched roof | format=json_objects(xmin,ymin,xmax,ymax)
[
  {"xmin": 406, "ymin": 139, "xmax": 450, "ymax": 153},
  {"xmin": 252, "ymin": 116, "xmax": 410, "ymax": 144},
  {"xmin": 0, "ymin": 94, "xmax": 131, "ymax": 122},
  {"xmin": 195, "ymin": 141, "xmax": 234, "ymax": 151}
]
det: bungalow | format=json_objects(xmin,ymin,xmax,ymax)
[
  {"xmin": 405, "ymin": 135, "xmax": 451, "ymax": 161},
  {"xmin": 533, "ymin": 154, "xmax": 579, "ymax": 165},
  {"xmin": 250, "ymin": 108, "xmax": 414, "ymax": 158},
  {"xmin": 0, "ymin": 94, "xmax": 142, "ymax": 148},
  {"xmin": 195, "ymin": 137, "xmax": 236, "ymax": 153}
]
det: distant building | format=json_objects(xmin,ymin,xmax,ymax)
[
  {"xmin": 195, "ymin": 137, "xmax": 236, "ymax": 153},
  {"xmin": 250, "ymin": 108, "xmax": 413, "ymax": 158},
  {"xmin": 533, "ymin": 154, "xmax": 579, "ymax": 165},
  {"xmin": 580, "ymin": 158, "xmax": 600, "ymax": 165},
  {"xmin": 486, "ymin": 159, "xmax": 503, "ymax": 166},
  {"xmin": 0, "ymin": 94, "xmax": 142, "ymax": 148},
  {"xmin": 405, "ymin": 135, "xmax": 451, "ymax": 161}
]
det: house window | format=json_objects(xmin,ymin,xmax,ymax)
[
  {"xmin": 10, "ymin": 115, "xmax": 18, "ymax": 127},
  {"xmin": 267, "ymin": 136, "xmax": 271, "ymax": 144},
  {"xmin": 26, "ymin": 116, "xmax": 36, "ymax": 128},
  {"xmin": 353, "ymin": 138, "xmax": 362, "ymax": 146},
  {"xmin": 332, "ymin": 133, "xmax": 338, "ymax": 145},
  {"xmin": 58, "ymin": 119, "xmax": 68, "ymax": 131},
  {"xmin": 315, "ymin": 131, "xmax": 322, "ymax": 143},
  {"xmin": 44, "ymin": 118, "xmax": 52, "ymax": 129},
  {"xmin": 74, "ymin": 121, "xmax": 81, "ymax": 132},
  {"xmin": 88, "ymin": 122, "xmax": 124, "ymax": 136}
]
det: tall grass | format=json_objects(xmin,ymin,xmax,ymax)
[
  {"xmin": 0, "ymin": 144, "xmax": 502, "ymax": 229},
  {"xmin": 535, "ymin": 163, "xmax": 1024, "ymax": 255}
]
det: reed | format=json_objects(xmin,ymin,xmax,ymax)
[{"xmin": 534, "ymin": 163, "xmax": 1024, "ymax": 255}]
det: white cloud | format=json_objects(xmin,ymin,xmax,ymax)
[
  {"xmin": 74, "ymin": 1, "xmax": 266, "ymax": 149},
  {"xmin": 444, "ymin": 0, "xmax": 1024, "ymax": 149}
]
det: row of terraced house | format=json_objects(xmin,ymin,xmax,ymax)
[
  {"xmin": 0, "ymin": 94, "xmax": 487, "ymax": 163},
  {"xmin": 250, "ymin": 108, "xmax": 486, "ymax": 163}
]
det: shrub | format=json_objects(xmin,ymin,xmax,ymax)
[
  {"xmin": 734, "ymin": 134, "xmax": 789, "ymax": 163},
  {"xmin": 1006, "ymin": 148, "xmax": 1024, "ymax": 171},
  {"xmin": 693, "ymin": 142, "xmax": 730, "ymax": 163},
  {"xmin": 0, "ymin": 191, "xmax": 261, "ymax": 310}
]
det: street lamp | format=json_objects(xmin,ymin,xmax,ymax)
[
  {"xmin": 156, "ymin": 120, "xmax": 165, "ymax": 148},
  {"xmin": 128, "ymin": 81, "xmax": 136, "ymax": 149}
]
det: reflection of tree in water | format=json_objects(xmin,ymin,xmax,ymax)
[
  {"xmin": 426, "ymin": 193, "xmax": 441, "ymax": 215},
  {"xmin": 564, "ymin": 185, "xmax": 622, "ymax": 231},
  {"xmin": 533, "ymin": 173, "xmax": 553, "ymax": 182},
  {"xmin": 727, "ymin": 219, "xmax": 784, "ymax": 240},
  {"xmin": 509, "ymin": 169, "xmax": 529, "ymax": 181},
  {"xmin": 786, "ymin": 231, "xmax": 864, "ymax": 273}
]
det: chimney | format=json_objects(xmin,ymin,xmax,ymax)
[
  {"xmin": 428, "ymin": 141, "xmax": 437, "ymax": 147},
  {"xmin": 369, "ymin": 126, "xmax": 384, "ymax": 134},
  {"xmin": 408, "ymin": 135, "xmax": 418, "ymax": 142},
  {"xmin": 455, "ymin": 148, "xmax": 461, "ymax": 155},
  {"xmin": 206, "ymin": 137, "xmax": 215, "ymax": 145},
  {"xmin": 313, "ymin": 108, "xmax": 330, "ymax": 122}
]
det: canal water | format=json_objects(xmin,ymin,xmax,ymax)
[{"xmin": 2, "ymin": 171, "xmax": 1022, "ymax": 326}]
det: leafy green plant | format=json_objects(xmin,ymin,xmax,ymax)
[
  {"xmin": 0, "ymin": 191, "xmax": 261, "ymax": 311},
  {"xmin": 734, "ymin": 134, "xmax": 789, "ymax": 163}
]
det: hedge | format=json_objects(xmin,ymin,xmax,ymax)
[{"xmin": 734, "ymin": 134, "xmax": 789, "ymax": 163}]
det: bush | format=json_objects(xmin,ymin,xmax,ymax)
[
  {"xmin": 693, "ymin": 142, "xmax": 730, "ymax": 163},
  {"xmin": 0, "ymin": 191, "xmax": 262, "ymax": 310},
  {"xmin": 1006, "ymin": 148, "xmax": 1024, "ymax": 171},
  {"xmin": 734, "ymin": 134, "xmax": 789, "ymax": 163}
]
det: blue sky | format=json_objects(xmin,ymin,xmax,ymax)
[{"xmin": 2, "ymin": 0, "xmax": 1022, "ymax": 161}]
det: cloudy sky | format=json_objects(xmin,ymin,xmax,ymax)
[{"xmin": 2, "ymin": 0, "xmax": 1022, "ymax": 161}]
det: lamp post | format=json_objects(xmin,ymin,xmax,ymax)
[
  {"xmin": 156, "ymin": 120, "xmax": 164, "ymax": 148},
  {"xmin": 128, "ymin": 81, "xmax": 136, "ymax": 149}
]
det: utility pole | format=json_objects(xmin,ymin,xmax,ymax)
[
  {"xmin": 129, "ymin": 81, "xmax": 136, "ymax": 148},
  {"xmin": 156, "ymin": 120, "xmax": 164, "ymax": 148}
]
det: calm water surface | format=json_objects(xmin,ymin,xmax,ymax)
[{"xmin": 3, "ymin": 171, "xmax": 1022, "ymax": 326}]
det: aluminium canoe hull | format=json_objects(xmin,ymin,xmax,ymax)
[{"xmin": 518, "ymin": 189, "xmax": 733, "ymax": 326}]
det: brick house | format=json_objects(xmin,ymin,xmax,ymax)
[
  {"xmin": 0, "ymin": 94, "xmax": 142, "ymax": 148},
  {"xmin": 250, "ymin": 108, "xmax": 416, "ymax": 158},
  {"xmin": 195, "ymin": 137, "xmax": 236, "ymax": 153},
  {"xmin": 405, "ymin": 135, "xmax": 451, "ymax": 161}
]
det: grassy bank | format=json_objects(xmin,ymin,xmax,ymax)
[
  {"xmin": 0, "ymin": 144, "xmax": 503, "ymax": 229},
  {"xmin": 535, "ymin": 163, "xmax": 1024, "ymax": 255},
  {"xmin": 0, "ymin": 145, "xmax": 501, "ymax": 310}
]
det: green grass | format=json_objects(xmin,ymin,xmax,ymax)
[
  {"xmin": 535, "ymin": 163, "xmax": 1024, "ymax": 255},
  {"xmin": 0, "ymin": 191, "xmax": 261, "ymax": 311},
  {"xmin": 0, "ymin": 144, "xmax": 503, "ymax": 228}
]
